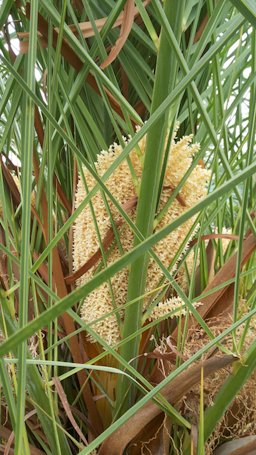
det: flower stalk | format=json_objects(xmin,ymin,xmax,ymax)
[{"xmin": 116, "ymin": 0, "xmax": 186, "ymax": 412}]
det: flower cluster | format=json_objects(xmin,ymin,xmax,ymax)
[
  {"xmin": 73, "ymin": 129, "xmax": 210, "ymax": 345},
  {"xmin": 147, "ymin": 297, "xmax": 202, "ymax": 321}
]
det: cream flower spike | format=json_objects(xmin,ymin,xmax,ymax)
[
  {"xmin": 147, "ymin": 297, "xmax": 202, "ymax": 322},
  {"xmin": 73, "ymin": 127, "xmax": 210, "ymax": 345}
]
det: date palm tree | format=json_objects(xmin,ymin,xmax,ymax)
[{"xmin": 0, "ymin": 1, "xmax": 255, "ymax": 454}]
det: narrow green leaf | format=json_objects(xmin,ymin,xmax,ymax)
[
  {"xmin": 15, "ymin": 2, "xmax": 38, "ymax": 453},
  {"xmin": 0, "ymin": 0, "xmax": 13, "ymax": 29},
  {"xmin": 231, "ymin": 0, "xmax": 256, "ymax": 27}
]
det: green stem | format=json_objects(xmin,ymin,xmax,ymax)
[
  {"xmin": 116, "ymin": 0, "xmax": 185, "ymax": 413},
  {"xmin": 15, "ymin": 2, "xmax": 38, "ymax": 453}
]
